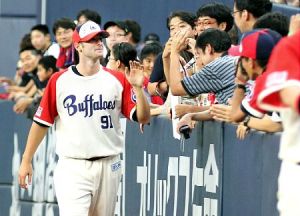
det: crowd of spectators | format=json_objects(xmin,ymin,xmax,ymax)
[{"xmin": 0, "ymin": 1, "xmax": 295, "ymax": 138}]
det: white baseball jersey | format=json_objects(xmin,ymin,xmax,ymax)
[{"xmin": 34, "ymin": 65, "xmax": 137, "ymax": 159}]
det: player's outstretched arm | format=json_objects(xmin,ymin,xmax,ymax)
[
  {"xmin": 18, "ymin": 122, "xmax": 48, "ymax": 189},
  {"xmin": 125, "ymin": 61, "xmax": 150, "ymax": 124}
]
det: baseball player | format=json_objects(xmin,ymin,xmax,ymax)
[{"xmin": 18, "ymin": 20, "xmax": 150, "ymax": 216}]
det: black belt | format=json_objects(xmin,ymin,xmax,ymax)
[{"xmin": 86, "ymin": 156, "xmax": 108, "ymax": 161}]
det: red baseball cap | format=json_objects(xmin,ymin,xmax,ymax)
[
  {"xmin": 73, "ymin": 20, "xmax": 109, "ymax": 45},
  {"xmin": 229, "ymin": 29, "xmax": 282, "ymax": 60}
]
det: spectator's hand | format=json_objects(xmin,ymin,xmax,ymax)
[
  {"xmin": 125, "ymin": 61, "xmax": 144, "ymax": 88},
  {"xmin": 6, "ymin": 85, "xmax": 20, "ymax": 93},
  {"xmin": 18, "ymin": 160, "xmax": 32, "ymax": 190},
  {"xmin": 236, "ymin": 123, "xmax": 249, "ymax": 140},
  {"xmin": 289, "ymin": 14, "xmax": 300, "ymax": 35},
  {"xmin": 0, "ymin": 77, "xmax": 14, "ymax": 85},
  {"xmin": 176, "ymin": 113, "xmax": 195, "ymax": 134},
  {"xmin": 175, "ymin": 104, "xmax": 192, "ymax": 118},
  {"xmin": 210, "ymin": 104, "xmax": 234, "ymax": 123},
  {"xmin": 162, "ymin": 37, "xmax": 173, "ymax": 59},
  {"xmin": 170, "ymin": 30, "xmax": 189, "ymax": 54},
  {"xmin": 37, "ymin": 89, "xmax": 44, "ymax": 97},
  {"xmin": 186, "ymin": 38, "xmax": 196, "ymax": 56},
  {"xmin": 13, "ymin": 97, "xmax": 32, "ymax": 114}
]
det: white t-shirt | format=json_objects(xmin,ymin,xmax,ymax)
[{"xmin": 44, "ymin": 42, "xmax": 60, "ymax": 59}]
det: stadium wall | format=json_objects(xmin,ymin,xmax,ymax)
[{"xmin": 0, "ymin": 101, "xmax": 281, "ymax": 216}]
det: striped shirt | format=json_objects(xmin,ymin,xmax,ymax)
[{"xmin": 181, "ymin": 55, "xmax": 237, "ymax": 105}]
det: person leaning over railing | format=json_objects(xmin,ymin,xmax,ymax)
[
  {"xmin": 167, "ymin": 29, "xmax": 236, "ymax": 132},
  {"xmin": 209, "ymin": 29, "xmax": 283, "ymax": 139}
]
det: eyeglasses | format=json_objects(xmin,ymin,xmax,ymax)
[
  {"xmin": 195, "ymin": 20, "xmax": 217, "ymax": 27},
  {"xmin": 108, "ymin": 32, "xmax": 126, "ymax": 38},
  {"xmin": 231, "ymin": 10, "xmax": 242, "ymax": 16}
]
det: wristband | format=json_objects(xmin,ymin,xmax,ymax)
[
  {"xmin": 155, "ymin": 86, "xmax": 163, "ymax": 97},
  {"xmin": 243, "ymin": 115, "xmax": 251, "ymax": 127},
  {"xmin": 236, "ymin": 84, "xmax": 246, "ymax": 91},
  {"xmin": 155, "ymin": 81, "xmax": 167, "ymax": 99}
]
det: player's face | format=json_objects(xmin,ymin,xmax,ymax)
[
  {"xmin": 55, "ymin": 27, "xmax": 74, "ymax": 48},
  {"xmin": 81, "ymin": 35, "xmax": 104, "ymax": 59}
]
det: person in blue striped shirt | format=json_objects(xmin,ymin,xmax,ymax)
[
  {"xmin": 167, "ymin": 28, "xmax": 237, "ymax": 130},
  {"xmin": 168, "ymin": 28, "xmax": 236, "ymax": 106}
]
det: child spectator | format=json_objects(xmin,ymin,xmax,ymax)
[{"xmin": 140, "ymin": 41, "xmax": 163, "ymax": 105}]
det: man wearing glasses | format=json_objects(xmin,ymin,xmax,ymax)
[
  {"xmin": 195, "ymin": 2, "xmax": 234, "ymax": 36},
  {"xmin": 232, "ymin": 0, "xmax": 272, "ymax": 33}
]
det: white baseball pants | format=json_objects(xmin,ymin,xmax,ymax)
[{"xmin": 53, "ymin": 155, "xmax": 122, "ymax": 216}]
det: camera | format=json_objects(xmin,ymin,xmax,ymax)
[{"xmin": 179, "ymin": 125, "xmax": 191, "ymax": 139}]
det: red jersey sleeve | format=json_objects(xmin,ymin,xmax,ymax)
[
  {"xmin": 257, "ymin": 32, "xmax": 300, "ymax": 112},
  {"xmin": 33, "ymin": 71, "xmax": 64, "ymax": 126}
]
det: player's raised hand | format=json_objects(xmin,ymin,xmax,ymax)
[
  {"xmin": 125, "ymin": 61, "xmax": 144, "ymax": 88},
  {"xmin": 18, "ymin": 160, "xmax": 33, "ymax": 190}
]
